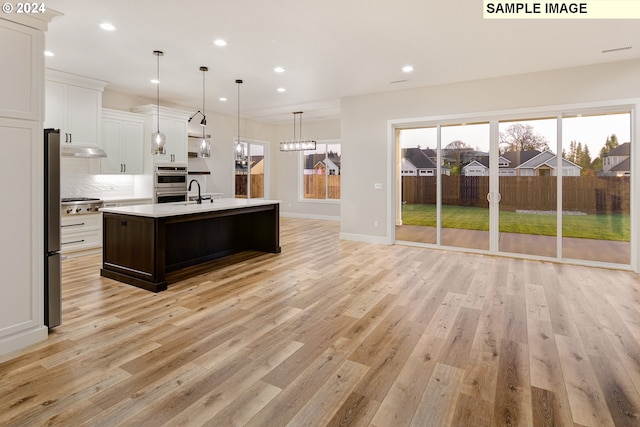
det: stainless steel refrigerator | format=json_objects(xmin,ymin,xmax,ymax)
[{"xmin": 44, "ymin": 128, "xmax": 61, "ymax": 328}]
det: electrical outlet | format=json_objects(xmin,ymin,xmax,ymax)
[
  {"xmin": 373, "ymin": 221, "xmax": 379, "ymax": 228},
  {"xmin": 374, "ymin": 183, "xmax": 383, "ymax": 190}
]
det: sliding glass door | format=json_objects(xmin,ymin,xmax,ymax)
[
  {"xmin": 561, "ymin": 112, "xmax": 631, "ymax": 264},
  {"xmin": 397, "ymin": 127, "xmax": 438, "ymax": 245},
  {"xmin": 440, "ymin": 123, "xmax": 490, "ymax": 251},
  {"xmin": 395, "ymin": 107, "xmax": 633, "ymax": 268},
  {"xmin": 497, "ymin": 117, "xmax": 558, "ymax": 258},
  {"xmin": 234, "ymin": 139, "xmax": 268, "ymax": 199}
]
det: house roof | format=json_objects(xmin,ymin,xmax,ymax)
[
  {"xmin": 475, "ymin": 156, "xmax": 511, "ymax": 168},
  {"xmin": 403, "ymin": 148, "xmax": 438, "ymax": 169},
  {"xmin": 610, "ymin": 157, "xmax": 631, "ymax": 172},
  {"xmin": 501, "ymin": 150, "xmax": 542, "ymax": 167},
  {"xmin": 605, "ymin": 142, "xmax": 630, "ymax": 157},
  {"xmin": 462, "ymin": 160, "xmax": 486, "ymax": 170},
  {"xmin": 515, "ymin": 150, "xmax": 582, "ymax": 170},
  {"xmin": 304, "ymin": 153, "xmax": 341, "ymax": 169},
  {"xmin": 422, "ymin": 148, "xmax": 437, "ymax": 159}
]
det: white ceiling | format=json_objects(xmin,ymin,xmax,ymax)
[{"xmin": 44, "ymin": 0, "xmax": 639, "ymax": 124}]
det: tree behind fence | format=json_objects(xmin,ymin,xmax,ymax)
[{"xmin": 402, "ymin": 175, "xmax": 630, "ymax": 214}]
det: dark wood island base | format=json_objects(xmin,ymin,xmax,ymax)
[{"xmin": 100, "ymin": 201, "xmax": 281, "ymax": 292}]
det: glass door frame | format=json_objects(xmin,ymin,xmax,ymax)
[
  {"xmin": 233, "ymin": 137, "xmax": 270, "ymax": 199},
  {"xmin": 390, "ymin": 100, "xmax": 637, "ymax": 271}
]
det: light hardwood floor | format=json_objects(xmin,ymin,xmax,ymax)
[{"xmin": 2, "ymin": 217, "xmax": 640, "ymax": 426}]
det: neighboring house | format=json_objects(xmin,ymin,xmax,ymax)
[
  {"xmin": 463, "ymin": 150, "xmax": 581, "ymax": 176},
  {"xmin": 401, "ymin": 148, "xmax": 450, "ymax": 176},
  {"xmin": 601, "ymin": 142, "xmax": 630, "ymax": 176},
  {"xmin": 304, "ymin": 152, "xmax": 341, "ymax": 175},
  {"xmin": 516, "ymin": 150, "xmax": 581, "ymax": 176},
  {"xmin": 501, "ymin": 150, "xmax": 542, "ymax": 173},
  {"xmin": 462, "ymin": 155, "xmax": 515, "ymax": 176},
  {"xmin": 313, "ymin": 157, "xmax": 340, "ymax": 175}
]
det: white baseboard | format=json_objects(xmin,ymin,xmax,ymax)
[
  {"xmin": 339, "ymin": 232, "xmax": 392, "ymax": 245},
  {"xmin": 0, "ymin": 326, "xmax": 48, "ymax": 362},
  {"xmin": 280, "ymin": 211, "xmax": 340, "ymax": 222}
]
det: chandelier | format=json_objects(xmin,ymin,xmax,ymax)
[{"xmin": 280, "ymin": 111, "xmax": 316, "ymax": 152}]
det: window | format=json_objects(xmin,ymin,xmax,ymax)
[
  {"xmin": 235, "ymin": 139, "xmax": 268, "ymax": 199},
  {"xmin": 302, "ymin": 142, "xmax": 341, "ymax": 200}
]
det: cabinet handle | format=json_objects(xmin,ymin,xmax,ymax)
[
  {"xmin": 61, "ymin": 222, "xmax": 86, "ymax": 227},
  {"xmin": 69, "ymin": 133, "xmax": 72, "ymax": 143},
  {"xmin": 123, "ymin": 164, "xmax": 127, "ymax": 173},
  {"xmin": 62, "ymin": 239, "xmax": 85, "ymax": 245}
]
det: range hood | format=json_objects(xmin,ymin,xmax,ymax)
[{"xmin": 61, "ymin": 145, "xmax": 107, "ymax": 158}]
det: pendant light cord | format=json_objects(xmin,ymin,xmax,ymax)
[
  {"xmin": 156, "ymin": 54, "xmax": 160, "ymax": 132},
  {"xmin": 202, "ymin": 67, "xmax": 206, "ymax": 138},
  {"xmin": 153, "ymin": 50, "xmax": 163, "ymax": 133}
]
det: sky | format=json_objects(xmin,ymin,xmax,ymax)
[{"xmin": 400, "ymin": 112, "xmax": 631, "ymax": 157}]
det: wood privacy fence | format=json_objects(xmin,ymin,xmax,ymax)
[
  {"xmin": 402, "ymin": 175, "xmax": 630, "ymax": 214},
  {"xmin": 304, "ymin": 175, "xmax": 341, "ymax": 199},
  {"xmin": 235, "ymin": 174, "xmax": 339, "ymax": 199},
  {"xmin": 235, "ymin": 174, "xmax": 264, "ymax": 198}
]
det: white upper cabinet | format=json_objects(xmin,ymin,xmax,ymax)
[
  {"xmin": 44, "ymin": 69, "xmax": 107, "ymax": 147},
  {"xmin": 100, "ymin": 109, "xmax": 145, "ymax": 174},
  {"xmin": 131, "ymin": 105, "xmax": 189, "ymax": 170},
  {"xmin": 0, "ymin": 20, "xmax": 41, "ymax": 121},
  {"xmin": 158, "ymin": 115, "xmax": 188, "ymax": 164}
]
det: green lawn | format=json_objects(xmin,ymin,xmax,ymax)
[{"xmin": 402, "ymin": 204, "xmax": 630, "ymax": 241}]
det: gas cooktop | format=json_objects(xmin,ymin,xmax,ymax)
[{"xmin": 61, "ymin": 197, "xmax": 103, "ymax": 215}]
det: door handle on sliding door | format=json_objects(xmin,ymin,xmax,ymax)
[{"xmin": 486, "ymin": 192, "xmax": 502, "ymax": 203}]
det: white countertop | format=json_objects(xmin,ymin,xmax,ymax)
[{"xmin": 100, "ymin": 198, "xmax": 280, "ymax": 218}]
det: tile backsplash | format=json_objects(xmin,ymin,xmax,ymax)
[{"xmin": 60, "ymin": 158, "xmax": 148, "ymax": 199}]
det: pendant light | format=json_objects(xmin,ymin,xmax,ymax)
[
  {"xmin": 234, "ymin": 79, "xmax": 247, "ymax": 163},
  {"xmin": 188, "ymin": 66, "xmax": 210, "ymax": 157},
  {"xmin": 280, "ymin": 111, "xmax": 316, "ymax": 151},
  {"xmin": 151, "ymin": 50, "xmax": 166, "ymax": 155}
]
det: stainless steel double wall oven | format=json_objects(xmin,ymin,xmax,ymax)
[{"xmin": 154, "ymin": 165, "xmax": 188, "ymax": 203}]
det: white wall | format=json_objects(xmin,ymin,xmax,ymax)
[
  {"xmin": 340, "ymin": 59, "xmax": 640, "ymax": 246},
  {"xmin": 274, "ymin": 119, "xmax": 341, "ymax": 220}
]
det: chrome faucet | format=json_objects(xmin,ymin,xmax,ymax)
[{"xmin": 188, "ymin": 179, "xmax": 201, "ymax": 204}]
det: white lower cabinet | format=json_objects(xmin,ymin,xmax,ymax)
[{"xmin": 61, "ymin": 214, "xmax": 102, "ymax": 254}]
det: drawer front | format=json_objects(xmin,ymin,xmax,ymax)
[
  {"xmin": 61, "ymin": 229, "xmax": 102, "ymax": 253},
  {"xmin": 61, "ymin": 214, "xmax": 102, "ymax": 233}
]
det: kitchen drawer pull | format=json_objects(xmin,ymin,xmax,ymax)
[
  {"xmin": 62, "ymin": 239, "xmax": 85, "ymax": 245},
  {"xmin": 62, "ymin": 222, "xmax": 86, "ymax": 227}
]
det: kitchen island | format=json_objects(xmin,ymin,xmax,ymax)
[{"xmin": 100, "ymin": 199, "xmax": 281, "ymax": 292}]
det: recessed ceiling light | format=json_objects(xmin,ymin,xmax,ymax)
[
  {"xmin": 274, "ymin": 66, "xmax": 285, "ymax": 73},
  {"xmin": 402, "ymin": 65, "xmax": 414, "ymax": 73},
  {"xmin": 277, "ymin": 87, "xmax": 286, "ymax": 93},
  {"xmin": 219, "ymin": 97, "xmax": 227, "ymax": 102},
  {"xmin": 100, "ymin": 22, "xmax": 116, "ymax": 31},
  {"xmin": 44, "ymin": 50, "xmax": 54, "ymax": 57},
  {"xmin": 213, "ymin": 39, "xmax": 227, "ymax": 47},
  {"xmin": 150, "ymin": 79, "xmax": 160, "ymax": 84}
]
